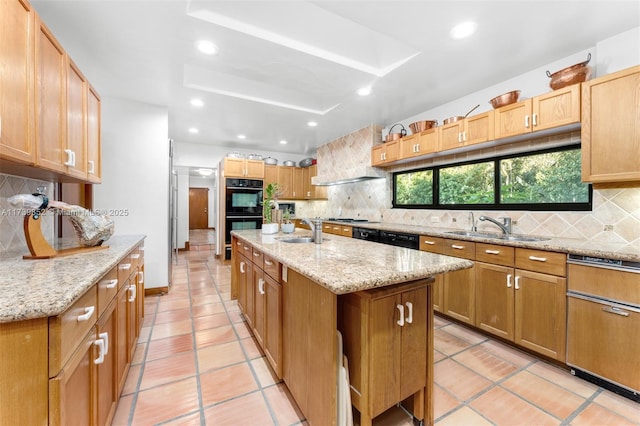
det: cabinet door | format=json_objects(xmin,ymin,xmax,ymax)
[
  {"xmin": 35, "ymin": 15, "xmax": 67, "ymax": 174},
  {"xmin": 277, "ymin": 166, "xmax": 294, "ymax": 199},
  {"xmin": 399, "ymin": 134, "xmax": 419, "ymax": 159},
  {"xmin": 307, "ymin": 164, "xmax": 327, "ymax": 199},
  {"xmin": 532, "ymin": 83, "xmax": 580, "ymax": 131},
  {"xmin": 115, "ymin": 284, "xmax": 129, "ymax": 395},
  {"xmin": 581, "ymin": 66, "xmax": 640, "ymax": 183},
  {"xmin": 438, "ymin": 121, "xmax": 464, "ymax": 151},
  {"xmin": 237, "ymin": 254, "xmax": 249, "ymax": 313},
  {"xmin": 443, "ymin": 266, "xmax": 476, "ymax": 325},
  {"xmin": 371, "ymin": 141, "xmax": 398, "ymax": 166},
  {"xmin": 66, "ymin": 58, "xmax": 88, "ymax": 179},
  {"xmin": 494, "ymin": 99, "xmax": 531, "ymax": 139},
  {"xmin": 86, "ymin": 84, "xmax": 101, "ymax": 182},
  {"xmin": 96, "ymin": 301, "xmax": 117, "ymax": 426},
  {"xmin": 264, "ymin": 274, "xmax": 282, "ymax": 378},
  {"xmin": 514, "ymin": 269, "xmax": 566, "ymax": 361},
  {"xmin": 253, "ymin": 267, "xmax": 266, "ymax": 347},
  {"xmin": 244, "ymin": 260, "xmax": 255, "ymax": 328},
  {"xmin": 369, "ymin": 293, "xmax": 401, "ymax": 416},
  {"xmin": 136, "ymin": 264, "xmax": 145, "ymax": 332},
  {"xmin": 264, "ymin": 165, "xmax": 278, "ymax": 189},
  {"xmin": 292, "ymin": 167, "xmax": 304, "ymax": 199},
  {"xmin": 417, "ymin": 128, "xmax": 438, "ymax": 155},
  {"xmin": 399, "ymin": 287, "xmax": 427, "ymax": 401},
  {"xmin": 224, "ymin": 158, "xmax": 246, "ymax": 178},
  {"xmin": 49, "ymin": 327, "xmax": 96, "ymax": 426},
  {"xmin": 432, "ymin": 275, "xmax": 444, "ymax": 313},
  {"xmin": 0, "ymin": 0, "xmax": 35, "ymax": 164},
  {"xmin": 245, "ymin": 160, "xmax": 265, "ymax": 179},
  {"xmin": 475, "ymin": 262, "xmax": 514, "ymax": 340},
  {"xmin": 465, "ymin": 111, "xmax": 494, "ymax": 145}
]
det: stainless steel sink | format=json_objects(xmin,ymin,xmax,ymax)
[
  {"xmin": 445, "ymin": 230, "xmax": 550, "ymax": 242},
  {"xmin": 279, "ymin": 237, "xmax": 315, "ymax": 243}
]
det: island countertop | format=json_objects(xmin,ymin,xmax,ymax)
[
  {"xmin": 231, "ymin": 230, "xmax": 473, "ymax": 294},
  {"xmin": 0, "ymin": 234, "xmax": 145, "ymax": 323}
]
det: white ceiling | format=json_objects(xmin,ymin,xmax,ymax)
[{"xmin": 32, "ymin": 1, "xmax": 640, "ymax": 157}]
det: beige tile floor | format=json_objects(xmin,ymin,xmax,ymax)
[{"xmin": 113, "ymin": 249, "xmax": 640, "ymax": 425}]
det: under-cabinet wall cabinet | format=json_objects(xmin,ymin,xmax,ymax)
[{"xmin": 0, "ymin": 243, "xmax": 144, "ymax": 426}]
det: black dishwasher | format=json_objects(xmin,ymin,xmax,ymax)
[
  {"xmin": 352, "ymin": 227, "xmax": 380, "ymax": 243},
  {"xmin": 379, "ymin": 231, "xmax": 419, "ymax": 249}
]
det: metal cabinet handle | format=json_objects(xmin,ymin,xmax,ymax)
[
  {"xmin": 507, "ymin": 274, "xmax": 512, "ymax": 288},
  {"xmin": 253, "ymin": 251, "xmax": 260, "ymax": 257},
  {"xmin": 236, "ymin": 241, "xmax": 242, "ymax": 246},
  {"xmin": 94, "ymin": 338, "xmax": 105, "ymax": 364},
  {"xmin": 264, "ymin": 259, "xmax": 273, "ymax": 266},
  {"xmin": 462, "ymin": 131, "xmax": 467, "ymax": 142},
  {"xmin": 240, "ymin": 261, "xmax": 245, "ymax": 273},
  {"xmin": 457, "ymin": 132, "xmax": 462, "ymax": 143},
  {"xmin": 451, "ymin": 244, "xmax": 465, "ymax": 250},
  {"xmin": 485, "ymin": 249, "xmax": 500, "ymax": 254},
  {"xmin": 515, "ymin": 276, "xmax": 520, "ymax": 290},
  {"xmin": 138, "ymin": 271, "xmax": 144, "ymax": 284},
  {"xmin": 120, "ymin": 263, "xmax": 131, "ymax": 271},
  {"xmin": 532, "ymin": 113, "xmax": 538, "ymax": 126},
  {"xmin": 528, "ymin": 256, "xmax": 547, "ymax": 262},
  {"xmin": 396, "ymin": 304, "xmax": 405, "ymax": 326},
  {"xmin": 602, "ymin": 306, "xmax": 630, "ymax": 317},
  {"xmin": 258, "ymin": 278, "xmax": 265, "ymax": 295},
  {"xmin": 106, "ymin": 279, "xmax": 118, "ymax": 289},
  {"xmin": 131, "ymin": 253, "xmax": 141, "ymax": 259},
  {"xmin": 99, "ymin": 332, "xmax": 109, "ymax": 355},
  {"xmin": 128, "ymin": 284, "xmax": 137, "ymax": 302},
  {"xmin": 64, "ymin": 149, "xmax": 74, "ymax": 166},
  {"xmin": 525, "ymin": 115, "xmax": 530, "ymax": 128},
  {"xmin": 405, "ymin": 302, "xmax": 413, "ymax": 324},
  {"xmin": 243, "ymin": 245, "xmax": 250, "ymax": 251},
  {"xmin": 88, "ymin": 160, "xmax": 95, "ymax": 174},
  {"xmin": 77, "ymin": 306, "xmax": 95, "ymax": 322},
  {"xmin": 423, "ymin": 240, "xmax": 435, "ymax": 245}
]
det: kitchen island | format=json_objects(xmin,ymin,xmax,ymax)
[{"xmin": 231, "ymin": 229, "xmax": 473, "ymax": 426}]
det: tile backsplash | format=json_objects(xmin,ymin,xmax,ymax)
[{"xmin": 0, "ymin": 173, "xmax": 55, "ymax": 254}]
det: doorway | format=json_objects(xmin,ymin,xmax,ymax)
[{"xmin": 189, "ymin": 187, "xmax": 209, "ymax": 230}]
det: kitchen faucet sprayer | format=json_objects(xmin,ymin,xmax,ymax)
[
  {"xmin": 478, "ymin": 216, "xmax": 512, "ymax": 235},
  {"xmin": 468, "ymin": 212, "xmax": 477, "ymax": 232}
]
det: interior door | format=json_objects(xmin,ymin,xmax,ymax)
[{"xmin": 189, "ymin": 187, "xmax": 208, "ymax": 229}]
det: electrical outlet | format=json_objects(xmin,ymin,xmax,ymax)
[
  {"xmin": 604, "ymin": 224, "xmax": 614, "ymax": 231},
  {"xmin": 431, "ymin": 216, "xmax": 440, "ymax": 223},
  {"xmin": 452, "ymin": 218, "xmax": 457, "ymax": 223}
]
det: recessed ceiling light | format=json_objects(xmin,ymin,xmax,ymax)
[
  {"xmin": 188, "ymin": 127, "xmax": 199, "ymax": 134},
  {"xmin": 237, "ymin": 134, "xmax": 246, "ymax": 139},
  {"xmin": 307, "ymin": 121, "xmax": 318, "ymax": 127},
  {"xmin": 450, "ymin": 21, "xmax": 477, "ymax": 40},
  {"xmin": 190, "ymin": 98, "xmax": 204, "ymax": 107},
  {"xmin": 279, "ymin": 140, "xmax": 287, "ymax": 145},
  {"xmin": 196, "ymin": 40, "xmax": 218, "ymax": 55},
  {"xmin": 198, "ymin": 168, "xmax": 214, "ymax": 176},
  {"xmin": 357, "ymin": 86, "xmax": 372, "ymax": 96}
]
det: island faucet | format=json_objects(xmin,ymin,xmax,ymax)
[
  {"xmin": 302, "ymin": 218, "xmax": 323, "ymax": 243},
  {"xmin": 479, "ymin": 215, "xmax": 512, "ymax": 235},
  {"xmin": 468, "ymin": 212, "xmax": 477, "ymax": 232},
  {"xmin": 301, "ymin": 218, "xmax": 315, "ymax": 232}
]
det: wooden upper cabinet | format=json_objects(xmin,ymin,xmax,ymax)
[
  {"xmin": 264, "ymin": 164, "xmax": 278, "ymax": 188},
  {"xmin": 292, "ymin": 167, "xmax": 304, "ymax": 199},
  {"xmin": 0, "ymin": 0, "xmax": 35, "ymax": 165},
  {"xmin": 86, "ymin": 84, "xmax": 101, "ymax": 183},
  {"xmin": 277, "ymin": 165, "xmax": 293, "ymax": 198},
  {"xmin": 438, "ymin": 121, "xmax": 464, "ymax": 151},
  {"xmin": 245, "ymin": 159, "xmax": 264, "ymax": 179},
  {"xmin": 309, "ymin": 165, "xmax": 327, "ymax": 199},
  {"xmin": 494, "ymin": 99, "xmax": 531, "ymax": 139},
  {"xmin": 581, "ymin": 65, "xmax": 640, "ymax": 184},
  {"xmin": 399, "ymin": 134, "xmax": 419, "ymax": 158},
  {"xmin": 223, "ymin": 158, "xmax": 265, "ymax": 179},
  {"xmin": 400, "ymin": 130, "xmax": 437, "ymax": 160},
  {"xmin": 465, "ymin": 111, "xmax": 495, "ymax": 145},
  {"xmin": 66, "ymin": 58, "xmax": 88, "ymax": 179},
  {"xmin": 371, "ymin": 140, "xmax": 398, "ymax": 166},
  {"xmin": 35, "ymin": 14, "xmax": 67, "ymax": 174}
]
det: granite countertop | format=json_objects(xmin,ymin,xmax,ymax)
[
  {"xmin": 323, "ymin": 220, "xmax": 640, "ymax": 262},
  {"xmin": 0, "ymin": 234, "xmax": 145, "ymax": 323},
  {"xmin": 232, "ymin": 230, "xmax": 473, "ymax": 294}
]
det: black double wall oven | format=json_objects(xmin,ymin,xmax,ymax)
[{"xmin": 225, "ymin": 178, "xmax": 263, "ymax": 259}]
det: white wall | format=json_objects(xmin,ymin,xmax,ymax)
[
  {"xmin": 94, "ymin": 97, "xmax": 169, "ymax": 289},
  {"xmin": 176, "ymin": 169, "xmax": 190, "ymax": 250},
  {"xmin": 189, "ymin": 175, "xmax": 217, "ymax": 228}
]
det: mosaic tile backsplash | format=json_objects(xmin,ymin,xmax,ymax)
[
  {"xmin": 0, "ymin": 173, "xmax": 55, "ymax": 254},
  {"xmin": 296, "ymin": 132, "xmax": 640, "ymax": 246}
]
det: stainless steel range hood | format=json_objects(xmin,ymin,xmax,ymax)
[
  {"xmin": 311, "ymin": 124, "xmax": 386, "ymax": 186},
  {"xmin": 312, "ymin": 165, "xmax": 385, "ymax": 186}
]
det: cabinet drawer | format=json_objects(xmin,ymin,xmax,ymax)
[
  {"xmin": 117, "ymin": 256, "xmax": 134, "ymax": 287},
  {"xmin": 568, "ymin": 263, "xmax": 640, "ymax": 304},
  {"xmin": 419, "ymin": 236, "xmax": 445, "ymax": 254},
  {"xmin": 251, "ymin": 247, "xmax": 264, "ymax": 265},
  {"xmin": 49, "ymin": 285, "xmax": 98, "ymax": 376},
  {"xmin": 443, "ymin": 239, "xmax": 475, "ymax": 260},
  {"xmin": 97, "ymin": 267, "xmax": 118, "ymax": 317},
  {"xmin": 476, "ymin": 243, "xmax": 514, "ymax": 267},
  {"xmin": 263, "ymin": 254, "xmax": 281, "ymax": 281},
  {"xmin": 516, "ymin": 249, "xmax": 566, "ymax": 276},
  {"xmin": 240, "ymin": 241, "xmax": 253, "ymax": 257},
  {"xmin": 340, "ymin": 226, "xmax": 353, "ymax": 237}
]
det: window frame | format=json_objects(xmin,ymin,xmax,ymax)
[{"xmin": 392, "ymin": 144, "xmax": 592, "ymax": 211}]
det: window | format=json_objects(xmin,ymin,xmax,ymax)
[{"xmin": 393, "ymin": 145, "xmax": 591, "ymax": 211}]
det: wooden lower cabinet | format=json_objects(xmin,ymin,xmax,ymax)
[
  {"xmin": 475, "ymin": 262, "xmax": 515, "ymax": 340},
  {"xmin": 253, "ymin": 267, "xmax": 266, "ymax": 347},
  {"xmin": 443, "ymin": 267, "xmax": 476, "ymax": 325},
  {"xmin": 115, "ymin": 282, "xmax": 130, "ymax": 394},
  {"xmin": 341, "ymin": 280, "xmax": 430, "ymax": 426},
  {"xmin": 263, "ymin": 274, "xmax": 282, "ymax": 378},
  {"xmin": 95, "ymin": 300, "xmax": 118, "ymax": 426}
]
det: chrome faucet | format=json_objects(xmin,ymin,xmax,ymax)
[
  {"xmin": 479, "ymin": 216, "xmax": 512, "ymax": 235},
  {"xmin": 301, "ymin": 218, "xmax": 315, "ymax": 232},
  {"xmin": 468, "ymin": 212, "xmax": 477, "ymax": 232},
  {"xmin": 302, "ymin": 218, "xmax": 323, "ymax": 243}
]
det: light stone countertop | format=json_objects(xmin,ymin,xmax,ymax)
[
  {"xmin": 325, "ymin": 221, "xmax": 640, "ymax": 263},
  {"xmin": 0, "ymin": 234, "xmax": 145, "ymax": 323},
  {"xmin": 232, "ymin": 230, "xmax": 474, "ymax": 294}
]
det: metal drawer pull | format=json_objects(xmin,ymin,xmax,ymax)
[
  {"xmin": 602, "ymin": 306, "xmax": 630, "ymax": 317},
  {"xmin": 485, "ymin": 249, "xmax": 500, "ymax": 254},
  {"xmin": 396, "ymin": 304, "xmax": 405, "ymax": 326},
  {"xmin": 423, "ymin": 240, "xmax": 435, "ymax": 245},
  {"xmin": 405, "ymin": 302, "xmax": 413, "ymax": 324},
  {"xmin": 128, "ymin": 284, "xmax": 137, "ymax": 302},
  {"xmin": 451, "ymin": 244, "xmax": 465, "ymax": 249},
  {"xmin": 258, "ymin": 278, "xmax": 265, "ymax": 295},
  {"xmin": 138, "ymin": 271, "xmax": 144, "ymax": 284},
  {"xmin": 253, "ymin": 252, "xmax": 260, "ymax": 257},
  {"xmin": 240, "ymin": 261, "xmax": 245, "ymax": 273},
  {"xmin": 515, "ymin": 276, "xmax": 520, "ymax": 290},
  {"xmin": 131, "ymin": 253, "xmax": 141, "ymax": 259},
  {"xmin": 77, "ymin": 306, "xmax": 95, "ymax": 322},
  {"xmin": 120, "ymin": 263, "xmax": 131, "ymax": 270},
  {"xmin": 243, "ymin": 245, "xmax": 250, "ymax": 250},
  {"xmin": 99, "ymin": 332, "xmax": 109, "ymax": 355},
  {"xmin": 528, "ymin": 256, "xmax": 547, "ymax": 262},
  {"xmin": 264, "ymin": 259, "xmax": 273, "ymax": 266},
  {"xmin": 94, "ymin": 338, "xmax": 105, "ymax": 364},
  {"xmin": 236, "ymin": 241, "xmax": 242, "ymax": 246},
  {"xmin": 106, "ymin": 279, "xmax": 118, "ymax": 289},
  {"xmin": 506, "ymin": 274, "xmax": 512, "ymax": 288}
]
